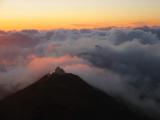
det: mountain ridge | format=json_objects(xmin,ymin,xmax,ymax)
[{"xmin": 0, "ymin": 71, "xmax": 151, "ymax": 120}]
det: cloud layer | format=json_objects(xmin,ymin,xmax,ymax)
[{"xmin": 0, "ymin": 27, "xmax": 160, "ymax": 119}]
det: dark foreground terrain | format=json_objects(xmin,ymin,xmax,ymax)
[{"xmin": 0, "ymin": 72, "xmax": 151, "ymax": 120}]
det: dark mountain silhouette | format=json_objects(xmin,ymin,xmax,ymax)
[{"xmin": 0, "ymin": 68, "xmax": 151, "ymax": 120}]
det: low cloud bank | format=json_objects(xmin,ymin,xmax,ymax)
[{"xmin": 0, "ymin": 27, "xmax": 160, "ymax": 118}]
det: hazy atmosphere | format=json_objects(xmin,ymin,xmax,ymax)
[
  {"xmin": 0, "ymin": 0, "xmax": 160, "ymax": 120},
  {"xmin": 0, "ymin": 27, "xmax": 160, "ymax": 118}
]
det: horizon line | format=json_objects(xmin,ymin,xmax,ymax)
[{"xmin": 1, "ymin": 25, "xmax": 160, "ymax": 32}]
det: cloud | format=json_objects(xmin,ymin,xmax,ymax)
[{"xmin": 0, "ymin": 27, "xmax": 160, "ymax": 119}]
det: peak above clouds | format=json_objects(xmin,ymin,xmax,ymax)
[{"xmin": 0, "ymin": 27, "xmax": 160, "ymax": 119}]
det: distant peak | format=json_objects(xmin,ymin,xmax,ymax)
[{"xmin": 54, "ymin": 67, "xmax": 66, "ymax": 75}]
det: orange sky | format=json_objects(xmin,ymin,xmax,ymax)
[{"xmin": 0, "ymin": 0, "xmax": 160, "ymax": 30}]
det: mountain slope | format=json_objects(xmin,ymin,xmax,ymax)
[{"xmin": 0, "ymin": 72, "xmax": 150, "ymax": 120}]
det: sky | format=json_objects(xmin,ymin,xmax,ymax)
[
  {"xmin": 0, "ymin": 0, "xmax": 160, "ymax": 30},
  {"xmin": 1, "ymin": 0, "xmax": 160, "ymax": 118}
]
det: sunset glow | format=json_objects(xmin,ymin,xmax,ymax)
[{"xmin": 0, "ymin": 0, "xmax": 160, "ymax": 30}]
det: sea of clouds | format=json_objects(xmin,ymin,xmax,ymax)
[{"xmin": 0, "ymin": 27, "xmax": 160, "ymax": 119}]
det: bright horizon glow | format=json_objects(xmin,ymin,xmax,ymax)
[{"xmin": 0, "ymin": 0, "xmax": 160, "ymax": 30}]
